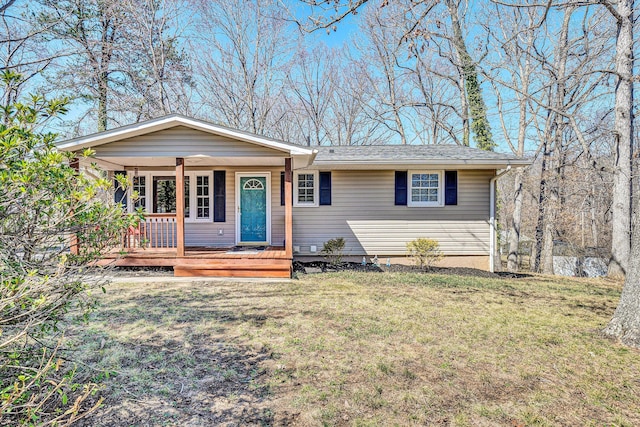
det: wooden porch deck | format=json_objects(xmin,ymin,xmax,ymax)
[{"xmin": 100, "ymin": 246, "xmax": 292, "ymax": 278}]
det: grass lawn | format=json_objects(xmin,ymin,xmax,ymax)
[{"xmin": 67, "ymin": 271, "xmax": 640, "ymax": 426}]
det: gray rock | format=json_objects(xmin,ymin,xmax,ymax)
[
  {"xmin": 553, "ymin": 256, "xmax": 578, "ymax": 276},
  {"xmin": 582, "ymin": 257, "xmax": 607, "ymax": 277},
  {"xmin": 553, "ymin": 256, "xmax": 607, "ymax": 277}
]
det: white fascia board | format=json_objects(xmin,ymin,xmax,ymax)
[
  {"xmin": 308, "ymin": 159, "xmax": 531, "ymax": 170},
  {"xmin": 292, "ymin": 150, "xmax": 318, "ymax": 170},
  {"xmin": 56, "ymin": 115, "xmax": 314, "ymax": 156}
]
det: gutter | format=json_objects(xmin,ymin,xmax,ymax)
[{"xmin": 489, "ymin": 165, "xmax": 512, "ymax": 273}]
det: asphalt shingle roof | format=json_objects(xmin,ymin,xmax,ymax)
[{"xmin": 312, "ymin": 144, "xmax": 527, "ymax": 164}]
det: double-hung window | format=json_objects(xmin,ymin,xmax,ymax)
[
  {"xmin": 294, "ymin": 171, "xmax": 318, "ymax": 207},
  {"xmin": 408, "ymin": 170, "xmax": 443, "ymax": 207},
  {"xmin": 132, "ymin": 176, "xmax": 146, "ymax": 210},
  {"xmin": 195, "ymin": 175, "xmax": 211, "ymax": 219}
]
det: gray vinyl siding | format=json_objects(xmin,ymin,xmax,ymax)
[
  {"xmin": 141, "ymin": 166, "xmax": 491, "ymax": 253},
  {"xmin": 183, "ymin": 167, "xmax": 284, "ymax": 247},
  {"xmin": 95, "ymin": 126, "xmax": 287, "ymax": 158},
  {"xmin": 291, "ymin": 169, "xmax": 493, "ymax": 256}
]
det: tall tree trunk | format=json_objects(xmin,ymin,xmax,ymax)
[
  {"xmin": 445, "ymin": 0, "xmax": 494, "ymax": 151},
  {"xmin": 532, "ymin": 138, "xmax": 550, "ymax": 272},
  {"xmin": 536, "ymin": 6, "xmax": 572, "ymax": 274},
  {"xmin": 607, "ymin": 0, "xmax": 633, "ymax": 279},
  {"xmin": 459, "ymin": 74, "xmax": 470, "ymax": 147},
  {"xmin": 604, "ymin": 0, "xmax": 637, "ymax": 346},
  {"xmin": 504, "ymin": 12, "xmax": 535, "ymax": 273},
  {"xmin": 506, "ymin": 51, "xmax": 531, "ymax": 272},
  {"xmin": 541, "ymin": 163, "xmax": 558, "ymax": 275},
  {"xmin": 507, "ymin": 168, "xmax": 524, "ymax": 271},
  {"xmin": 590, "ymin": 189, "xmax": 599, "ymax": 248},
  {"xmin": 605, "ymin": 205, "xmax": 640, "ymax": 346},
  {"xmin": 540, "ymin": 139, "xmax": 560, "ymax": 275},
  {"xmin": 98, "ymin": 70, "xmax": 108, "ymax": 131}
]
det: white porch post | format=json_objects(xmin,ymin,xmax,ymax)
[{"xmin": 176, "ymin": 158, "xmax": 185, "ymax": 257}]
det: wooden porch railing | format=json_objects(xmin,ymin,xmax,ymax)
[{"xmin": 124, "ymin": 214, "xmax": 177, "ymax": 249}]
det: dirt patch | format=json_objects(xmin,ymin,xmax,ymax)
[
  {"xmin": 107, "ymin": 262, "xmax": 533, "ymax": 280},
  {"xmin": 68, "ymin": 285, "xmax": 295, "ymax": 426},
  {"xmin": 108, "ymin": 266, "xmax": 175, "ymax": 277},
  {"xmin": 77, "ymin": 344, "xmax": 276, "ymax": 426},
  {"xmin": 293, "ymin": 260, "xmax": 382, "ymax": 274},
  {"xmin": 293, "ymin": 260, "xmax": 533, "ymax": 279}
]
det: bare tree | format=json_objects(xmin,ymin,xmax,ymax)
[
  {"xmin": 36, "ymin": 0, "xmax": 191, "ymax": 133},
  {"xmin": 0, "ymin": 1, "xmax": 60, "ymax": 105},
  {"xmin": 114, "ymin": 0, "xmax": 194, "ymax": 123},
  {"xmin": 410, "ymin": 50, "xmax": 467, "ymax": 145},
  {"xmin": 356, "ymin": 3, "xmax": 412, "ymax": 144},
  {"xmin": 297, "ymin": 0, "xmax": 496, "ymax": 149},
  {"xmin": 485, "ymin": 1, "xmax": 615, "ymax": 274},
  {"xmin": 38, "ymin": 0, "xmax": 128, "ymax": 131},
  {"xmin": 602, "ymin": 0, "xmax": 637, "ymax": 346},
  {"xmin": 192, "ymin": 0, "xmax": 294, "ymax": 136},
  {"xmin": 482, "ymin": 4, "xmax": 541, "ymax": 271},
  {"xmin": 604, "ymin": 0, "xmax": 634, "ymax": 278},
  {"xmin": 286, "ymin": 44, "xmax": 336, "ymax": 145}
]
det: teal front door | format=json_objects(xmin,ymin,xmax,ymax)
[{"xmin": 239, "ymin": 176, "xmax": 268, "ymax": 243}]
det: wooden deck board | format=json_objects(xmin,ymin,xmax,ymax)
[{"xmin": 99, "ymin": 246, "xmax": 292, "ymax": 277}]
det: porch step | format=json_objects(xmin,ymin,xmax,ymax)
[
  {"xmin": 176, "ymin": 258, "xmax": 291, "ymax": 266},
  {"xmin": 173, "ymin": 262, "xmax": 292, "ymax": 278}
]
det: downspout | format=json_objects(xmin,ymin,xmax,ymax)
[{"xmin": 490, "ymin": 165, "xmax": 512, "ymax": 272}]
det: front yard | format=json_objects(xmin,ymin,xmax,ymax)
[{"xmin": 68, "ymin": 271, "xmax": 639, "ymax": 426}]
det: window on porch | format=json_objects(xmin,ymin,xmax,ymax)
[
  {"xmin": 132, "ymin": 173, "xmax": 212, "ymax": 221},
  {"xmin": 152, "ymin": 176, "xmax": 190, "ymax": 216}
]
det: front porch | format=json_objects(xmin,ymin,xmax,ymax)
[
  {"xmin": 100, "ymin": 152, "xmax": 295, "ymax": 278},
  {"xmin": 100, "ymin": 245, "xmax": 292, "ymax": 278},
  {"xmin": 58, "ymin": 116, "xmax": 318, "ymax": 278}
]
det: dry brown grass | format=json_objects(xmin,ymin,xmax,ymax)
[{"xmin": 65, "ymin": 271, "xmax": 640, "ymax": 426}]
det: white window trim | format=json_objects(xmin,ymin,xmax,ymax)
[
  {"xmin": 127, "ymin": 171, "xmax": 214, "ymax": 222},
  {"xmin": 407, "ymin": 170, "xmax": 444, "ymax": 207},
  {"xmin": 130, "ymin": 172, "xmax": 150, "ymax": 212},
  {"xmin": 189, "ymin": 172, "xmax": 214, "ymax": 222},
  {"xmin": 294, "ymin": 170, "xmax": 319, "ymax": 207}
]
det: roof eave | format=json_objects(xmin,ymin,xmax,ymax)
[
  {"xmin": 311, "ymin": 159, "xmax": 531, "ymax": 169},
  {"xmin": 56, "ymin": 115, "xmax": 314, "ymax": 156}
]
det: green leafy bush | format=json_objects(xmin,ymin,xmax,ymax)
[
  {"xmin": 0, "ymin": 73, "xmax": 134, "ymax": 425},
  {"xmin": 321, "ymin": 237, "xmax": 346, "ymax": 266},
  {"xmin": 406, "ymin": 238, "xmax": 443, "ymax": 270}
]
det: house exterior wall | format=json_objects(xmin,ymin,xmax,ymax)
[
  {"xmin": 94, "ymin": 126, "xmax": 287, "ymax": 158},
  {"xmin": 182, "ymin": 166, "xmax": 285, "ymax": 247},
  {"xmin": 127, "ymin": 164, "xmax": 493, "ymax": 265},
  {"xmin": 291, "ymin": 169, "xmax": 493, "ymax": 257}
]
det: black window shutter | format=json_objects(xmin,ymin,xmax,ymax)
[
  {"xmin": 280, "ymin": 172, "xmax": 285, "ymax": 206},
  {"xmin": 395, "ymin": 171, "xmax": 407, "ymax": 206},
  {"xmin": 444, "ymin": 171, "xmax": 458, "ymax": 205},
  {"xmin": 213, "ymin": 171, "xmax": 226, "ymax": 222},
  {"xmin": 114, "ymin": 170, "xmax": 127, "ymax": 209},
  {"xmin": 319, "ymin": 172, "xmax": 331, "ymax": 206}
]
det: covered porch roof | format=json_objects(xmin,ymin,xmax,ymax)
[{"xmin": 56, "ymin": 114, "xmax": 317, "ymax": 170}]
